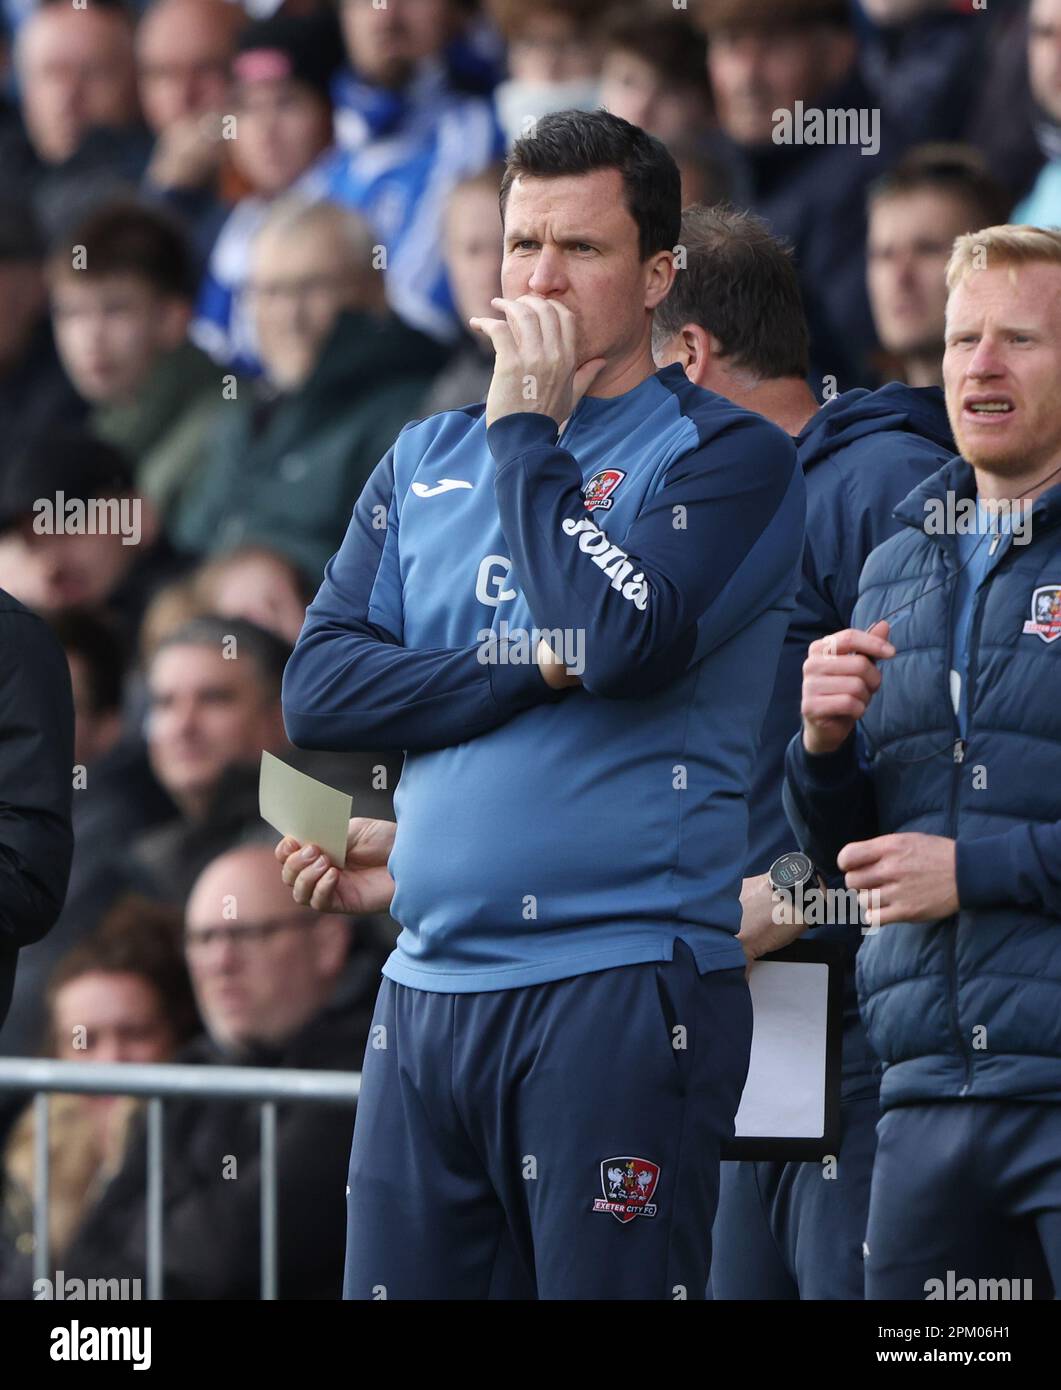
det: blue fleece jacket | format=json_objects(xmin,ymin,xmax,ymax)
[
  {"xmin": 746, "ymin": 383, "xmax": 954, "ymax": 1099},
  {"xmin": 747, "ymin": 383, "xmax": 955, "ymax": 877},
  {"xmin": 282, "ymin": 364, "xmax": 805, "ymax": 991}
]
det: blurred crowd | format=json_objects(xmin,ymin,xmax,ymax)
[{"xmin": 0, "ymin": 0, "xmax": 1057, "ymax": 1299}]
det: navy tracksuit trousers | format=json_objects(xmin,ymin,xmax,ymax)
[
  {"xmin": 709, "ymin": 1093, "xmax": 879, "ymax": 1300},
  {"xmin": 864, "ymin": 1100, "xmax": 1061, "ymax": 1300},
  {"xmin": 342, "ymin": 941, "xmax": 752, "ymax": 1300}
]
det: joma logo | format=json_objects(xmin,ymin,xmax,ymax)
[{"xmin": 561, "ymin": 517, "xmax": 649, "ymax": 610}]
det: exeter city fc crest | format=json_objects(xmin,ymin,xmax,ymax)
[
  {"xmin": 1022, "ymin": 585, "xmax": 1061, "ymax": 644},
  {"xmin": 582, "ymin": 468, "xmax": 626, "ymax": 512},
  {"xmin": 592, "ymin": 1157, "xmax": 660, "ymax": 1223}
]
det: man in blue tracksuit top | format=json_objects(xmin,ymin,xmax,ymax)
[
  {"xmin": 650, "ymin": 202, "xmax": 955, "ymax": 1299},
  {"xmin": 786, "ymin": 224, "xmax": 1061, "ymax": 1298},
  {"xmin": 278, "ymin": 111, "xmax": 806, "ymax": 1300}
]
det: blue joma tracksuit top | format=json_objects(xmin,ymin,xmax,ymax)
[{"xmin": 282, "ymin": 362, "xmax": 806, "ymax": 992}]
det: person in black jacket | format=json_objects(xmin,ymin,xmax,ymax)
[
  {"xmin": 0, "ymin": 589, "xmax": 75, "ymax": 1033},
  {"xmin": 62, "ymin": 843, "xmax": 385, "ymax": 1299}
]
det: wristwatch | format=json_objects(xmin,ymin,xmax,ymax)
[{"xmin": 767, "ymin": 850, "xmax": 827, "ymax": 920}]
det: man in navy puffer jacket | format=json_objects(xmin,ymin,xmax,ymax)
[{"xmin": 786, "ymin": 224, "xmax": 1061, "ymax": 1300}]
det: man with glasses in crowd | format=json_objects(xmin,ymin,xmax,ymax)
[{"xmin": 62, "ymin": 842, "xmax": 383, "ymax": 1299}]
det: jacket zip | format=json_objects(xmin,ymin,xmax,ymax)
[
  {"xmin": 941, "ymin": 550, "xmax": 973, "ymax": 1095},
  {"xmin": 946, "ymin": 530, "xmax": 1017, "ymax": 1095}
]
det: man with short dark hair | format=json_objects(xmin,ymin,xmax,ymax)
[
  {"xmin": 279, "ymin": 110, "xmax": 805, "ymax": 1300},
  {"xmin": 867, "ymin": 146, "xmax": 1009, "ymax": 388},
  {"xmin": 0, "ymin": 429, "xmax": 185, "ymax": 638},
  {"xmin": 129, "ymin": 615, "xmax": 292, "ymax": 908},
  {"xmin": 48, "ymin": 199, "xmax": 225, "ymax": 525},
  {"xmin": 651, "ymin": 203, "xmax": 812, "ymax": 416},
  {"xmin": 653, "ymin": 202, "xmax": 954, "ymax": 1299},
  {"xmin": 694, "ymin": 0, "xmax": 897, "ymax": 388},
  {"xmin": 599, "ymin": 4, "xmax": 712, "ymax": 147}
]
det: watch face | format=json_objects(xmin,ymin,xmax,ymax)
[{"xmin": 771, "ymin": 851, "xmax": 812, "ymax": 889}]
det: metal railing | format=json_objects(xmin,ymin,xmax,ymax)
[{"xmin": 0, "ymin": 1058, "xmax": 361, "ymax": 1300}]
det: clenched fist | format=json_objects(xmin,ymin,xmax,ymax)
[{"xmin": 801, "ymin": 620, "xmax": 895, "ymax": 756}]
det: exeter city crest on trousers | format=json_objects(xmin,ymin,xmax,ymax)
[
  {"xmin": 592, "ymin": 1157, "xmax": 660, "ymax": 1223},
  {"xmin": 1022, "ymin": 585, "xmax": 1061, "ymax": 644}
]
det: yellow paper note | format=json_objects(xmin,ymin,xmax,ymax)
[{"xmin": 258, "ymin": 750, "xmax": 351, "ymax": 867}]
